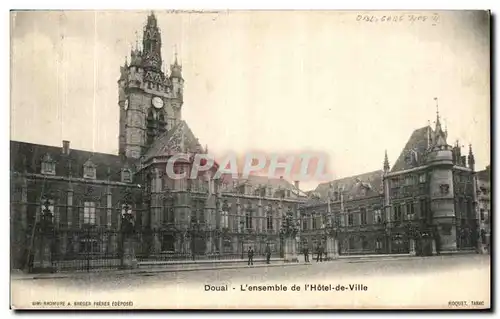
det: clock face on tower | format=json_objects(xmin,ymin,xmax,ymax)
[{"xmin": 152, "ymin": 96, "xmax": 164, "ymax": 109}]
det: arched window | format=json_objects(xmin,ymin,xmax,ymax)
[
  {"xmin": 158, "ymin": 113, "xmax": 166, "ymax": 134},
  {"xmin": 146, "ymin": 109, "xmax": 157, "ymax": 146}
]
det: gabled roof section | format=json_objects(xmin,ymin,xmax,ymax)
[
  {"xmin": 391, "ymin": 126, "xmax": 432, "ymax": 172},
  {"xmin": 10, "ymin": 140, "xmax": 137, "ymax": 182},
  {"xmin": 142, "ymin": 120, "xmax": 203, "ymax": 162},
  {"xmin": 314, "ymin": 170, "xmax": 384, "ymax": 201}
]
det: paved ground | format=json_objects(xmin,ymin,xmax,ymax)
[{"xmin": 11, "ymin": 254, "xmax": 490, "ymax": 310}]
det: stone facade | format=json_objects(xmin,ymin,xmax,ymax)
[
  {"xmin": 10, "ymin": 13, "xmax": 489, "ymax": 271},
  {"xmin": 300, "ymin": 118, "xmax": 486, "ymax": 257}
]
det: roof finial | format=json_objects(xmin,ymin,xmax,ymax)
[
  {"xmin": 434, "ymin": 97, "xmax": 439, "ymax": 119},
  {"xmin": 174, "ymin": 44, "xmax": 179, "ymax": 65},
  {"xmin": 383, "ymin": 150, "xmax": 390, "ymax": 172}
]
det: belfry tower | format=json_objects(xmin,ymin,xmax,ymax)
[
  {"xmin": 425, "ymin": 98, "xmax": 457, "ymax": 253},
  {"xmin": 117, "ymin": 12, "xmax": 185, "ymax": 159}
]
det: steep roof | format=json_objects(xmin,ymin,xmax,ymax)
[
  {"xmin": 477, "ymin": 165, "xmax": 491, "ymax": 183},
  {"xmin": 391, "ymin": 126, "xmax": 432, "ymax": 172},
  {"xmin": 219, "ymin": 173, "xmax": 308, "ymax": 198},
  {"xmin": 142, "ymin": 120, "xmax": 203, "ymax": 162},
  {"xmin": 10, "ymin": 140, "xmax": 136, "ymax": 182},
  {"xmin": 314, "ymin": 170, "xmax": 384, "ymax": 201}
]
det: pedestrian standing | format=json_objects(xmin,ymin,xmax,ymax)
[
  {"xmin": 265, "ymin": 243, "xmax": 271, "ymax": 264},
  {"xmin": 247, "ymin": 246, "xmax": 254, "ymax": 266},
  {"xmin": 303, "ymin": 245, "xmax": 309, "ymax": 263},
  {"xmin": 316, "ymin": 244, "xmax": 323, "ymax": 262}
]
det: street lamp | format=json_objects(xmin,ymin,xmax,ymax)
[{"xmin": 240, "ymin": 220, "xmax": 245, "ymax": 259}]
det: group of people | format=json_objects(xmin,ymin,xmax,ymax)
[
  {"xmin": 246, "ymin": 244, "xmax": 272, "ymax": 266},
  {"xmin": 302, "ymin": 244, "xmax": 325, "ymax": 263},
  {"xmin": 246, "ymin": 243, "xmax": 326, "ymax": 265}
]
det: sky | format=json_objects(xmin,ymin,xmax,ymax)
[{"xmin": 10, "ymin": 10, "xmax": 490, "ymax": 191}]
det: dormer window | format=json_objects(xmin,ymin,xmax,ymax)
[
  {"xmin": 41, "ymin": 153, "xmax": 56, "ymax": 175},
  {"xmin": 122, "ymin": 168, "xmax": 132, "ymax": 183},
  {"xmin": 83, "ymin": 159, "xmax": 97, "ymax": 179}
]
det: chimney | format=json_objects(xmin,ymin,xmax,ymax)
[
  {"xmin": 294, "ymin": 180, "xmax": 300, "ymax": 189},
  {"xmin": 62, "ymin": 140, "xmax": 70, "ymax": 155}
]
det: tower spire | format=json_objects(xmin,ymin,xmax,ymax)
[
  {"xmin": 135, "ymin": 31, "xmax": 139, "ymax": 50},
  {"xmin": 468, "ymin": 144, "xmax": 475, "ymax": 170},
  {"xmin": 383, "ymin": 150, "xmax": 390, "ymax": 172},
  {"xmin": 434, "ymin": 97, "xmax": 441, "ymax": 128}
]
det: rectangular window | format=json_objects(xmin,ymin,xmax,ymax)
[
  {"xmin": 419, "ymin": 174, "xmax": 426, "ymax": 183},
  {"xmin": 303, "ymin": 219, "xmax": 308, "ymax": 230},
  {"xmin": 41, "ymin": 161, "xmax": 56, "ymax": 175},
  {"xmin": 84, "ymin": 166, "xmax": 96, "ymax": 179},
  {"xmin": 122, "ymin": 170, "xmax": 132, "ymax": 183},
  {"xmin": 245, "ymin": 211, "xmax": 252, "ymax": 229},
  {"xmin": 267, "ymin": 213, "xmax": 273, "ymax": 230},
  {"xmin": 405, "ymin": 176, "xmax": 412, "ymax": 186},
  {"xmin": 84, "ymin": 202, "xmax": 96, "ymax": 224},
  {"xmin": 480, "ymin": 209, "xmax": 485, "ymax": 221},
  {"xmin": 221, "ymin": 210, "xmax": 229, "ymax": 228},
  {"xmin": 374, "ymin": 209, "xmax": 383, "ymax": 224},
  {"xmin": 406, "ymin": 202, "xmax": 415, "ymax": 219},
  {"xmin": 360, "ymin": 207, "xmax": 367, "ymax": 225},
  {"xmin": 394, "ymin": 205, "xmax": 402, "ymax": 222},
  {"xmin": 348, "ymin": 213, "xmax": 354, "ymax": 226},
  {"xmin": 312, "ymin": 213, "xmax": 318, "ymax": 229}
]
